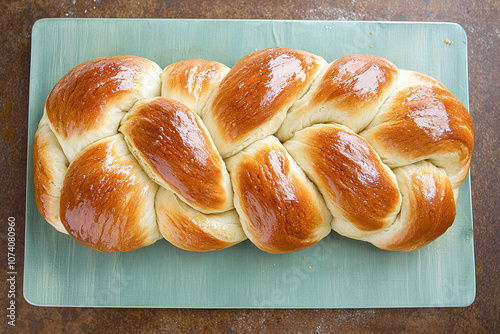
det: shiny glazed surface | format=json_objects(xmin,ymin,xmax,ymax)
[
  {"xmin": 233, "ymin": 142, "xmax": 327, "ymax": 254},
  {"xmin": 120, "ymin": 98, "xmax": 229, "ymax": 212},
  {"xmin": 59, "ymin": 136, "xmax": 158, "ymax": 252},
  {"xmin": 162, "ymin": 59, "xmax": 227, "ymax": 105},
  {"xmin": 301, "ymin": 125, "xmax": 401, "ymax": 231},
  {"xmin": 8, "ymin": 2, "xmax": 497, "ymax": 330},
  {"xmin": 312, "ymin": 54, "xmax": 398, "ymax": 111},
  {"xmin": 365, "ymin": 85, "xmax": 474, "ymax": 174},
  {"xmin": 208, "ymin": 47, "xmax": 322, "ymax": 142},
  {"xmin": 159, "ymin": 208, "xmax": 232, "ymax": 251},
  {"xmin": 45, "ymin": 55, "xmax": 151, "ymax": 138},
  {"xmin": 383, "ymin": 168, "xmax": 456, "ymax": 251}
]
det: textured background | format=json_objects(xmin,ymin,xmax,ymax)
[{"xmin": 0, "ymin": 0, "xmax": 498, "ymax": 333}]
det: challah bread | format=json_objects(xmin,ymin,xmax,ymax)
[
  {"xmin": 44, "ymin": 55, "xmax": 162, "ymax": 162},
  {"xmin": 359, "ymin": 71, "xmax": 474, "ymax": 189},
  {"xmin": 59, "ymin": 134, "xmax": 162, "ymax": 253},
  {"xmin": 363, "ymin": 161, "xmax": 456, "ymax": 251},
  {"xmin": 33, "ymin": 47, "xmax": 474, "ymax": 253},
  {"xmin": 202, "ymin": 47, "xmax": 328, "ymax": 158},
  {"xmin": 284, "ymin": 124, "xmax": 402, "ymax": 239},
  {"xmin": 161, "ymin": 59, "xmax": 230, "ymax": 116},
  {"xmin": 33, "ymin": 114, "xmax": 69, "ymax": 234},
  {"xmin": 225, "ymin": 136, "xmax": 332, "ymax": 254},
  {"xmin": 119, "ymin": 97, "xmax": 233, "ymax": 213},
  {"xmin": 276, "ymin": 54, "xmax": 399, "ymax": 141},
  {"xmin": 156, "ymin": 187, "xmax": 246, "ymax": 252}
]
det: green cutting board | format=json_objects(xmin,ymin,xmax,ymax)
[{"xmin": 25, "ymin": 19, "xmax": 475, "ymax": 308}]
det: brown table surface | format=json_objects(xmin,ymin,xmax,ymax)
[{"xmin": 1, "ymin": 0, "xmax": 498, "ymax": 333}]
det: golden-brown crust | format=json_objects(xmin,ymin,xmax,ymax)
[
  {"xmin": 206, "ymin": 47, "xmax": 324, "ymax": 144},
  {"xmin": 156, "ymin": 189, "xmax": 244, "ymax": 252},
  {"xmin": 229, "ymin": 137, "xmax": 331, "ymax": 254},
  {"xmin": 311, "ymin": 54, "xmax": 398, "ymax": 112},
  {"xmin": 276, "ymin": 54, "xmax": 398, "ymax": 141},
  {"xmin": 34, "ymin": 51, "xmax": 474, "ymax": 254},
  {"xmin": 379, "ymin": 166, "xmax": 456, "ymax": 251},
  {"xmin": 120, "ymin": 97, "xmax": 231, "ymax": 213},
  {"xmin": 161, "ymin": 59, "xmax": 229, "ymax": 114},
  {"xmin": 46, "ymin": 55, "xmax": 157, "ymax": 138},
  {"xmin": 59, "ymin": 135, "xmax": 160, "ymax": 253},
  {"xmin": 287, "ymin": 125, "xmax": 401, "ymax": 232},
  {"xmin": 161, "ymin": 211, "xmax": 230, "ymax": 251},
  {"xmin": 361, "ymin": 85, "xmax": 474, "ymax": 186},
  {"xmin": 163, "ymin": 59, "xmax": 224, "ymax": 100},
  {"xmin": 401, "ymin": 70, "xmax": 448, "ymax": 90}
]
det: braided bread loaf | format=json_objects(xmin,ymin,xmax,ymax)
[{"xmin": 33, "ymin": 47, "xmax": 474, "ymax": 253}]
